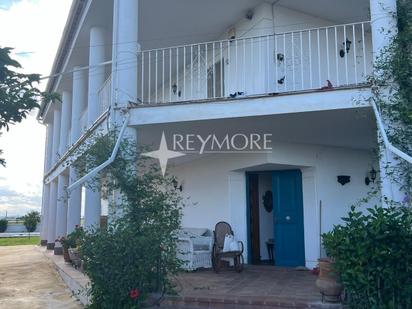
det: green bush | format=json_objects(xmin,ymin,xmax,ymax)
[
  {"xmin": 323, "ymin": 206, "xmax": 412, "ymax": 309},
  {"xmin": 22, "ymin": 211, "xmax": 40, "ymax": 232},
  {"xmin": 76, "ymin": 134, "xmax": 183, "ymax": 308},
  {"xmin": 0, "ymin": 219, "xmax": 7, "ymax": 233}
]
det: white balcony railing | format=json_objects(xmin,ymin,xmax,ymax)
[{"xmin": 136, "ymin": 21, "xmax": 372, "ymax": 105}]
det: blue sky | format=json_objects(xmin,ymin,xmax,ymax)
[{"xmin": 0, "ymin": 0, "xmax": 71, "ymax": 217}]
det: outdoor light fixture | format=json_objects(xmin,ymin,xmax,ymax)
[
  {"xmin": 339, "ymin": 38, "xmax": 352, "ymax": 58},
  {"xmin": 365, "ymin": 167, "xmax": 377, "ymax": 186},
  {"xmin": 337, "ymin": 175, "xmax": 351, "ymax": 186},
  {"xmin": 246, "ymin": 9, "xmax": 254, "ymax": 20},
  {"xmin": 172, "ymin": 179, "xmax": 183, "ymax": 192}
]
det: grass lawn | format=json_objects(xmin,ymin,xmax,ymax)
[{"xmin": 0, "ymin": 236, "xmax": 40, "ymax": 246}]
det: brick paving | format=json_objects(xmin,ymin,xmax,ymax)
[{"xmin": 161, "ymin": 266, "xmax": 342, "ymax": 308}]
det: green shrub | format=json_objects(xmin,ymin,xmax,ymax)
[
  {"xmin": 0, "ymin": 219, "xmax": 7, "ymax": 233},
  {"xmin": 323, "ymin": 206, "xmax": 412, "ymax": 309},
  {"xmin": 76, "ymin": 134, "xmax": 183, "ymax": 308}
]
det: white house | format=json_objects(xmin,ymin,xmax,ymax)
[{"xmin": 38, "ymin": 0, "xmax": 406, "ymax": 268}]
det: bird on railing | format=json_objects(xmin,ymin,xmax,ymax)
[{"xmin": 320, "ymin": 80, "xmax": 334, "ymax": 90}]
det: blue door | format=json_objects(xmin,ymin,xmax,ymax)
[{"xmin": 272, "ymin": 170, "xmax": 305, "ymax": 267}]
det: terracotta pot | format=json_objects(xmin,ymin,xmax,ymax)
[
  {"xmin": 63, "ymin": 247, "xmax": 71, "ymax": 263},
  {"xmin": 316, "ymin": 258, "xmax": 343, "ymax": 303}
]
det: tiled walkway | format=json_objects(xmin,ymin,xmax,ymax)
[{"xmin": 162, "ymin": 266, "xmax": 342, "ymax": 308}]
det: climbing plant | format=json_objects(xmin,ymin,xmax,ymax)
[
  {"xmin": 371, "ymin": 0, "xmax": 412, "ymax": 196},
  {"xmin": 73, "ymin": 131, "xmax": 184, "ymax": 308}
]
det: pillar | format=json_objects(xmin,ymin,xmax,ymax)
[
  {"xmin": 83, "ymin": 27, "xmax": 107, "ymax": 230},
  {"xmin": 67, "ymin": 68, "xmax": 87, "ymax": 233},
  {"xmin": 108, "ymin": 0, "xmax": 139, "ymax": 221},
  {"xmin": 47, "ymin": 105, "xmax": 61, "ymax": 248},
  {"xmin": 370, "ymin": 0, "xmax": 402, "ymax": 203},
  {"xmin": 40, "ymin": 123, "xmax": 54, "ymax": 245},
  {"xmin": 54, "ymin": 174, "xmax": 68, "ymax": 255}
]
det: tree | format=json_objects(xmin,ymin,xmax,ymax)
[
  {"xmin": 0, "ymin": 47, "xmax": 59, "ymax": 167},
  {"xmin": 22, "ymin": 211, "xmax": 40, "ymax": 233}
]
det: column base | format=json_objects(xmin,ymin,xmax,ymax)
[
  {"xmin": 46, "ymin": 243, "xmax": 55, "ymax": 250},
  {"xmin": 40, "ymin": 240, "xmax": 48, "ymax": 246},
  {"xmin": 54, "ymin": 247, "xmax": 63, "ymax": 255}
]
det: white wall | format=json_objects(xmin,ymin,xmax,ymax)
[{"xmin": 170, "ymin": 141, "xmax": 378, "ymax": 268}]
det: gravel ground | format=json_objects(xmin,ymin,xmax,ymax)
[{"xmin": 0, "ymin": 245, "xmax": 82, "ymax": 308}]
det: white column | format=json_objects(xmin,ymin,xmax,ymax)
[
  {"xmin": 47, "ymin": 180, "xmax": 58, "ymax": 249},
  {"xmin": 112, "ymin": 0, "xmax": 139, "ymax": 116},
  {"xmin": 40, "ymin": 124, "xmax": 54, "ymax": 245},
  {"xmin": 370, "ymin": 0, "xmax": 401, "ymax": 203},
  {"xmin": 47, "ymin": 106, "xmax": 61, "ymax": 248},
  {"xmin": 84, "ymin": 27, "xmax": 107, "ymax": 230},
  {"xmin": 54, "ymin": 174, "xmax": 68, "ymax": 254},
  {"xmin": 54, "ymin": 92, "xmax": 71, "ymax": 252},
  {"xmin": 88, "ymin": 26, "xmax": 106, "ymax": 125},
  {"xmin": 67, "ymin": 68, "xmax": 87, "ymax": 233},
  {"xmin": 109, "ymin": 0, "xmax": 139, "ymax": 221}
]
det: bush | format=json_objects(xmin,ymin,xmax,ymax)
[
  {"xmin": 76, "ymin": 134, "xmax": 183, "ymax": 308},
  {"xmin": 323, "ymin": 206, "xmax": 412, "ymax": 309},
  {"xmin": 0, "ymin": 219, "xmax": 7, "ymax": 233},
  {"xmin": 22, "ymin": 211, "xmax": 40, "ymax": 232}
]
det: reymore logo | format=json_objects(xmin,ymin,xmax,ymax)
[{"xmin": 142, "ymin": 131, "xmax": 272, "ymax": 176}]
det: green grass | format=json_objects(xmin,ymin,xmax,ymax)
[{"xmin": 0, "ymin": 236, "xmax": 40, "ymax": 246}]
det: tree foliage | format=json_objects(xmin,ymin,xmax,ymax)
[
  {"xmin": 0, "ymin": 47, "xmax": 60, "ymax": 167},
  {"xmin": 74, "ymin": 132, "xmax": 184, "ymax": 308},
  {"xmin": 0, "ymin": 219, "xmax": 7, "ymax": 233},
  {"xmin": 22, "ymin": 210, "xmax": 40, "ymax": 233}
]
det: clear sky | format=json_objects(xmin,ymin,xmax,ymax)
[{"xmin": 0, "ymin": 0, "xmax": 72, "ymax": 217}]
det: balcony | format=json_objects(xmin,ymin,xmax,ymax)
[{"xmin": 133, "ymin": 21, "xmax": 372, "ymax": 106}]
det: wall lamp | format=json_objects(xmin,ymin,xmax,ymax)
[
  {"xmin": 172, "ymin": 178, "xmax": 183, "ymax": 192},
  {"xmin": 365, "ymin": 167, "xmax": 377, "ymax": 186}
]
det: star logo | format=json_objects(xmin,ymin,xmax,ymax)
[{"xmin": 141, "ymin": 131, "xmax": 186, "ymax": 176}]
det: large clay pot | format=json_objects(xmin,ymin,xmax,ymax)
[{"xmin": 316, "ymin": 258, "xmax": 343, "ymax": 303}]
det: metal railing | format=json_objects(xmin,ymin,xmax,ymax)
[{"xmin": 135, "ymin": 21, "xmax": 372, "ymax": 105}]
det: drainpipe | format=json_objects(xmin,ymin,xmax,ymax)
[
  {"xmin": 67, "ymin": 111, "xmax": 131, "ymax": 193},
  {"xmin": 371, "ymin": 101, "xmax": 412, "ymax": 164}
]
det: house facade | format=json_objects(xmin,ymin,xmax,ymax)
[{"xmin": 38, "ymin": 0, "xmax": 403, "ymax": 268}]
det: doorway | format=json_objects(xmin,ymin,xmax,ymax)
[{"xmin": 247, "ymin": 170, "xmax": 305, "ymax": 267}]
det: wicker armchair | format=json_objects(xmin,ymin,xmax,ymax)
[
  {"xmin": 212, "ymin": 221, "xmax": 244, "ymax": 273},
  {"xmin": 177, "ymin": 228, "xmax": 213, "ymax": 271}
]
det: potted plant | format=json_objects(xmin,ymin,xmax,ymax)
[
  {"xmin": 65, "ymin": 225, "xmax": 85, "ymax": 268},
  {"xmin": 60, "ymin": 236, "xmax": 74, "ymax": 263},
  {"xmin": 317, "ymin": 231, "xmax": 344, "ymax": 302}
]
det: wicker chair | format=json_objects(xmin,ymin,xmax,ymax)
[
  {"xmin": 212, "ymin": 221, "xmax": 244, "ymax": 273},
  {"xmin": 177, "ymin": 228, "xmax": 213, "ymax": 271}
]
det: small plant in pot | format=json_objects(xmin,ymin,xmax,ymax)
[
  {"xmin": 65, "ymin": 225, "xmax": 85, "ymax": 268},
  {"xmin": 60, "ymin": 236, "xmax": 74, "ymax": 263}
]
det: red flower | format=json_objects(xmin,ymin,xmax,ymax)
[{"xmin": 129, "ymin": 288, "xmax": 140, "ymax": 300}]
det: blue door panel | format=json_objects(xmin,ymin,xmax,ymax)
[{"xmin": 272, "ymin": 170, "xmax": 305, "ymax": 267}]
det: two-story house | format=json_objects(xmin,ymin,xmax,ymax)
[{"xmin": 38, "ymin": 0, "xmax": 406, "ymax": 268}]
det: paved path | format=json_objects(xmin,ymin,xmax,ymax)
[{"xmin": 0, "ymin": 245, "xmax": 82, "ymax": 309}]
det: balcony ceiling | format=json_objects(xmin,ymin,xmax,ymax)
[{"xmin": 275, "ymin": 0, "xmax": 370, "ymax": 24}]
